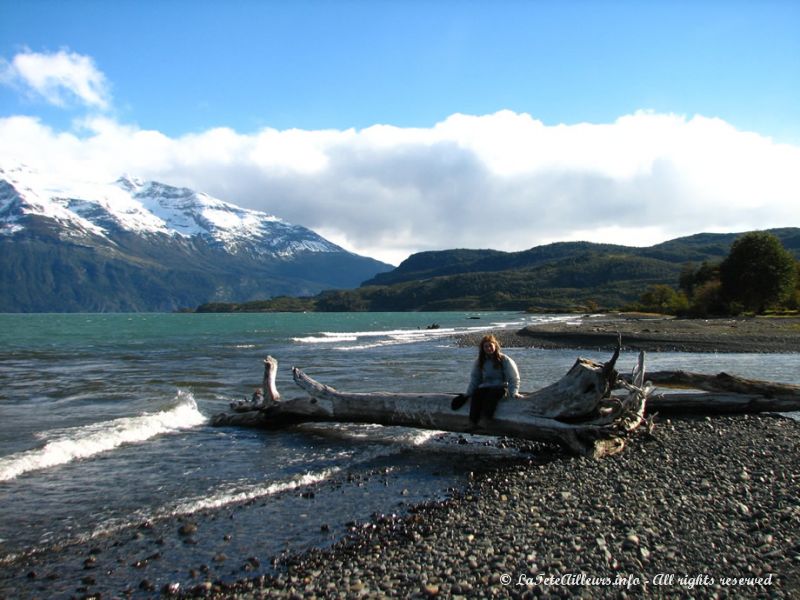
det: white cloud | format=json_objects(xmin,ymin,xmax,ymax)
[
  {"xmin": 1, "ymin": 110, "xmax": 799, "ymax": 266},
  {"xmin": 0, "ymin": 49, "xmax": 111, "ymax": 110}
]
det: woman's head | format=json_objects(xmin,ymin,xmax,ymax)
[{"xmin": 478, "ymin": 334, "xmax": 502, "ymax": 366}]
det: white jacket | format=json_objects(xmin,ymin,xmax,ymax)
[{"xmin": 466, "ymin": 354, "xmax": 520, "ymax": 398}]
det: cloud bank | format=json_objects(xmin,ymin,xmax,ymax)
[{"xmin": 1, "ymin": 52, "xmax": 798, "ymax": 265}]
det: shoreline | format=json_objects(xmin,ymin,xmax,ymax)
[
  {"xmin": 12, "ymin": 416, "xmax": 799, "ymax": 598},
  {"xmin": 198, "ymin": 414, "xmax": 800, "ymax": 598},
  {"xmin": 459, "ymin": 314, "xmax": 800, "ymax": 353}
]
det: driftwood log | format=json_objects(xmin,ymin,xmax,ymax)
[
  {"xmin": 213, "ymin": 350, "xmax": 652, "ymax": 458},
  {"xmin": 213, "ymin": 351, "xmax": 800, "ymax": 457},
  {"xmin": 642, "ymin": 371, "xmax": 800, "ymax": 414}
]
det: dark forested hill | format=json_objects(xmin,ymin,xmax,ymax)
[
  {"xmin": 363, "ymin": 230, "xmax": 800, "ymax": 288},
  {"xmin": 325, "ymin": 228, "xmax": 800, "ymax": 312},
  {"xmin": 198, "ymin": 228, "xmax": 800, "ymax": 313}
]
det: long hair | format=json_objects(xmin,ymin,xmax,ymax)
[{"xmin": 477, "ymin": 334, "xmax": 503, "ymax": 369}]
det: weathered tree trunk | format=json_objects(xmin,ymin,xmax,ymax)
[
  {"xmin": 212, "ymin": 349, "xmax": 651, "ymax": 458},
  {"xmin": 640, "ymin": 370, "xmax": 800, "ymax": 414},
  {"xmin": 212, "ymin": 351, "xmax": 800, "ymax": 458}
]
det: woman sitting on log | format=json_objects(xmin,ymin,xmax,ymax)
[{"xmin": 452, "ymin": 334, "xmax": 521, "ymax": 425}]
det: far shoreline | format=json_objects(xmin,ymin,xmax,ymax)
[{"xmin": 458, "ymin": 313, "xmax": 800, "ymax": 353}]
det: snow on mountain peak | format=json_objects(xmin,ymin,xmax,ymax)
[
  {"xmin": 0, "ymin": 165, "xmax": 339, "ymax": 256},
  {"xmin": 0, "ymin": 164, "xmax": 109, "ymax": 238}
]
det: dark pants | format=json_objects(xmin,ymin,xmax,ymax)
[{"xmin": 469, "ymin": 386, "xmax": 507, "ymax": 424}]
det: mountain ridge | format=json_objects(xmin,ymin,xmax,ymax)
[
  {"xmin": 0, "ymin": 165, "xmax": 391, "ymax": 312},
  {"xmin": 308, "ymin": 228, "xmax": 800, "ymax": 312},
  {"xmin": 362, "ymin": 230, "xmax": 800, "ymax": 288},
  {"xmin": 200, "ymin": 227, "xmax": 800, "ymax": 313}
]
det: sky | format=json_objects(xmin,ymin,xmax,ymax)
[{"xmin": 1, "ymin": 0, "xmax": 799, "ymax": 265}]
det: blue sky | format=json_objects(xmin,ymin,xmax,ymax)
[
  {"xmin": 1, "ymin": 0, "xmax": 799, "ymax": 264},
  {"xmin": 3, "ymin": 0, "xmax": 799, "ymax": 139}
]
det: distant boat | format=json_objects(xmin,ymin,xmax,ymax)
[{"xmin": 467, "ymin": 316, "xmax": 481, "ymax": 320}]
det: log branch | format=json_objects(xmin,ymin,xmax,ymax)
[{"xmin": 263, "ymin": 355, "xmax": 280, "ymax": 401}]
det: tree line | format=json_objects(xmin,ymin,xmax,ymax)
[{"xmin": 632, "ymin": 232, "xmax": 799, "ymax": 316}]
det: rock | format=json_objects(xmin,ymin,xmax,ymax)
[
  {"xmin": 163, "ymin": 582, "xmax": 181, "ymax": 595},
  {"xmin": 423, "ymin": 583, "xmax": 440, "ymax": 596},
  {"xmin": 179, "ymin": 522, "xmax": 198, "ymax": 536}
]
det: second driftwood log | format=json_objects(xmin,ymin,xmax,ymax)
[{"xmin": 643, "ymin": 370, "xmax": 800, "ymax": 414}]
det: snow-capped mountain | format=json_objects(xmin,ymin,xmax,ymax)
[
  {"xmin": 1, "ymin": 164, "xmax": 340, "ymax": 257},
  {"xmin": 0, "ymin": 165, "xmax": 391, "ymax": 312}
]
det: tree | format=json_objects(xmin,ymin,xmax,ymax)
[
  {"xmin": 638, "ymin": 284, "xmax": 689, "ymax": 314},
  {"xmin": 679, "ymin": 261, "xmax": 720, "ymax": 297},
  {"xmin": 690, "ymin": 279, "xmax": 725, "ymax": 316},
  {"xmin": 719, "ymin": 232, "xmax": 798, "ymax": 313},
  {"xmin": 786, "ymin": 260, "xmax": 800, "ymax": 311}
]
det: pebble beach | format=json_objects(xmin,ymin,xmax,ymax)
[{"xmin": 197, "ymin": 415, "xmax": 799, "ymax": 599}]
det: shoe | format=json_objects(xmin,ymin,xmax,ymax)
[{"xmin": 451, "ymin": 394, "xmax": 469, "ymax": 410}]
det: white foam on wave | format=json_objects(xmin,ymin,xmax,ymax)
[
  {"xmin": 293, "ymin": 333, "xmax": 359, "ymax": 343},
  {"xmin": 293, "ymin": 328, "xmax": 453, "ymax": 343},
  {"xmin": 294, "ymin": 324, "xmax": 481, "ymax": 350},
  {"xmin": 168, "ymin": 468, "xmax": 341, "ymax": 515},
  {"xmin": 292, "ymin": 313, "xmax": 578, "ymax": 351},
  {"xmin": 0, "ymin": 391, "xmax": 207, "ymax": 482},
  {"xmin": 0, "ymin": 420, "xmax": 477, "ymax": 564}
]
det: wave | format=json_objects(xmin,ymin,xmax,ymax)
[
  {"xmin": 290, "ymin": 314, "xmax": 579, "ymax": 350},
  {"xmin": 0, "ymin": 391, "xmax": 207, "ymax": 482},
  {"xmin": 168, "ymin": 468, "xmax": 341, "ymax": 516},
  {"xmin": 6, "ymin": 426, "xmax": 442, "ymax": 557},
  {"xmin": 166, "ymin": 425, "xmax": 442, "ymax": 517},
  {"xmin": 293, "ymin": 325, "xmax": 485, "ymax": 350}
]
